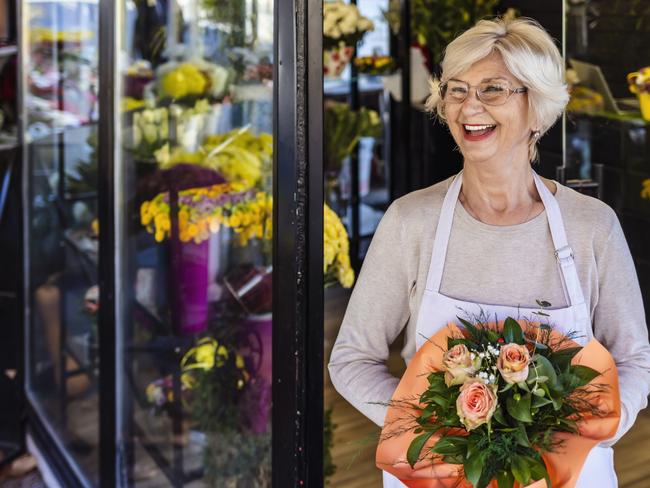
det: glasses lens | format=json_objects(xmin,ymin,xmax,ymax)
[
  {"xmin": 478, "ymin": 81, "xmax": 510, "ymax": 105},
  {"xmin": 443, "ymin": 80, "xmax": 469, "ymax": 103}
]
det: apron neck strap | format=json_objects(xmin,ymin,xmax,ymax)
[{"xmin": 425, "ymin": 170, "xmax": 588, "ymax": 311}]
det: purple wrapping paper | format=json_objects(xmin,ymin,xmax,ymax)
[{"xmin": 170, "ymin": 239, "xmax": 210, "ymax": 336}]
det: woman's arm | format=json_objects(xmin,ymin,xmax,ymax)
[
  {"xmin": 328, "ymin": 202, "xmax": 412, "ymax": 426},
  {"xmin": 593, "ymin": 210, "xmax": 650, "ymax": 446}
]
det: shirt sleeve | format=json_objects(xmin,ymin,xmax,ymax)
[
  {"xmin": 328, "ymin": 201, "xmax": 412, "ymax": 426},
  {"xmin": 592, "ymin": 210, "xmax": 650, "ymax": 446}
]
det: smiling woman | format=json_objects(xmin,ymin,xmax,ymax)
[{"xmin": 328, "ymin": 16, "xmax": 650, "ymax": 488}]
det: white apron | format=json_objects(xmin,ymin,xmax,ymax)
[{"xmin": 383, "ymin": 171, "xmax": 617, "ymax": 487}]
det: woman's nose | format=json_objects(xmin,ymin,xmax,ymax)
[{"xmin": 460, "ymin": 89, "xmax": 486, "ymax": 115}]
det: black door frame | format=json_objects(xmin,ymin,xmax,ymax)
[{"xmin": 273, "ymin": 0, "xmax": 324, "ymax": 486}]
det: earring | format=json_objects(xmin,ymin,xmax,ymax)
[{"xmin": 532, "ymin": 130, "xmax": 541, "ymax": 140}]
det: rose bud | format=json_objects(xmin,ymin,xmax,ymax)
[
  {"xmin": 497, "ymin": 343, "xmax": 530, "ymax": 384},
  {"xmin": 442, "ymin": 344, "xmax": 479, "ymax": 387}
]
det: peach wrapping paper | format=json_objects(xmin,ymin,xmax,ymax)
[{"xmin": 376, "ymin": 322, "xmax": 621, "ymax": 488}]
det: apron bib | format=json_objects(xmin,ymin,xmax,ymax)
[{"xmin": 383, "ymin": 171, "xmax": 617, "ymax": 488}]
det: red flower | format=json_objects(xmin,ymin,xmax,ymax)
[{"xmin": 497, "ymin": 338, "xmax": 505, "ymax": 344}]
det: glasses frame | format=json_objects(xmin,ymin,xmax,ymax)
[{"xmin": 439, "ymin": 79, "xmax": 528, "ymax": 106}]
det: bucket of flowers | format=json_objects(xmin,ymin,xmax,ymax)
[{"xmin": 323, "ymin": 1, "xmax": 374, "ymax": 77}]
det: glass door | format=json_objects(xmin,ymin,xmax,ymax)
[
  {"xmin": 22, "ymin": 0, "xmax": 100, "ymax": 484},
  {"xmin": 114, "ymin": 1, "xmax": 275, "ymax": 485}
]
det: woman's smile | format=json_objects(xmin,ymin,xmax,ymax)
[{"xmin": 462, "ymin": 123, "xmax": 497, "ymax": 141}]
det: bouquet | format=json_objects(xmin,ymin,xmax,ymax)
[
  {"xmin": 323, "ymin": 2, "xmax": 374, "ymax": 50},
  {"xmin": 377, "ymin": 314, "xmax": 621, "ymax": 488}
]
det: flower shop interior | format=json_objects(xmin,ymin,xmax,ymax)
[{"xmin": 0, "ymin": 0, "xmax": 649, "ymax": 486}]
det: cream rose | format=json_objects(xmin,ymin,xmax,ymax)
[
  {"xmin": 456, "ymin": 380, "xmax": 498, "ymax": 431},
  {"xmin": 497, "ymin": 343, "xmax": 530, "ymax": 384},
  {"xmin": 442, "ymin": 344, "xmax": 478, "ymax": 387}
]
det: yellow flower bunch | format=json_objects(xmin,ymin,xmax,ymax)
[
  {"xmin": 121, "ymin": 97, "xmax": 146, "ymax": 113},
  {"xmin": 180, "ymin": 337, "xmax": 248, "ymax": 390},
  {"xmin": 201, "ymin": 129, "xmax": 273, "ymax": 189},
  {"xmin": 140, "ymin": 183, "xmax": 272, "ymax": 246},
  {"xmin": 324, "ymin": 204, "xmax": 355, "ymax": 288},
  {"xmin": 30, "ymin": 27, "xmax": 94, "ymax": 43},
  {"xmin": 159, "ymin": 63, "xmax": 207, "ymax": 99}
]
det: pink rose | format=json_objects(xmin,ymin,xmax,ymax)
[
  {"xmin": 442, "ymin": 344, "xmax": 478, "ymax": 386},
  {"xmin": 456, "ymin": 379, "xmax": 498, "ymax": 431},
  {"xmin": 497, "ymin": 343, "xmax": 530, "ymax": 384}
]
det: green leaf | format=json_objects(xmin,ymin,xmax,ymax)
[
  {"xmin": 463, "ymin": 451, "xmax": 486, "ymax": 488},
  {"xmin": 499, "ymin": 382, "xmax": 514, "ymax": 393},
  {"xmin": 550, "ymin": 347, "xmax": 582, "ymax": 371},
  {"xmin": 531, "ymin": 395, "xmax": 553, "ymax": 408},
  {"xmin": 527, "ymin": 456, "xmax": 551, "ymax": 487},
  {"xmin": 496, "ymin": 469, "xmax": 515, "ymax": 488},
  {"xmin": 513, "ymin": 424, "xmax": 531, "ymax": 447},
  {"xmin": 457, "ymin": 316, "xmax": 480, "ymax": 338},
  {"xmin": 431, "ymin": 436, "xmax": 468, "ymax": 457},
  {"xmin": 466, "ymin": 439, "xmax": 478, "ymax": 461},
  {"xmin": 503, "ymin": 317, "xmax": 524, "ymax": 344},
  {"xmin": 570, "ymin": 365, "xmax": 601, "ymax": 386},
  {"xmin": 517, "ymin": 381, "xmax": 531, "ymax": 393},
  {"xmin": 493, "ymin": 406, "xmax": 508, "ymax": 426},
  {"xmin": 511, "ymin": 455, "xmax": 531, "ymax": 485},
  {"xmin": 506, "ymin": 393, "xmax": 533, "ymax": 423},
  {"xmin": 407, "ymin": 432, "xmax": 433, "ymax": 468},
  {"xmin": 534, "ymin": 354, "xmax": 558, "ymax": 387},
  {"xmin": 486, "ymin": 330, "xmax": 499, "ymax": 343}
]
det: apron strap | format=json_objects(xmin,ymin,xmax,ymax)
[
  {"xmin": 425, "ymin": 172, "xmax": 462, "ymax": 292},
  {"xmin": 425, "ymin": 171, "xmax": 589, "ymax": 316},
  {"xmin": 532, "ymin": 173, "xmax": 591, "ymax": 332}
]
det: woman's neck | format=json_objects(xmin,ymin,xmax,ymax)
[{"xmin": 459, "ymin": 162, "xmax": 544, "ymax": 225}]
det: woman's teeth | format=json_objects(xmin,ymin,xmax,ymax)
[
  {"xmin": 463, "ymin": 124, "xmax": 496, "ymax": 132},
  {"xmin": 463, "ymin": 124, "xmax": 496, "ymax": 138}
]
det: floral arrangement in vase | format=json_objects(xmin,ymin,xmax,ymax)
[
  {"xmin": 153, "ymin": 127, "xmax": 272, "ymax": 190},
  {"xmin": 125, "ymin": 99, "xmax": 219, "ymax": 161},
  {"xmin": 323, "ymin": 1, "xmax": 374, "ymax": 76},
  {"xmin": 141, "ymin": 183, "xmax": 272, "ymax": 245}
]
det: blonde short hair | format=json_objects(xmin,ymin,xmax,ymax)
[{"xmin": 424, "ymin": 17, "xmax": 569, "ymax": 163}]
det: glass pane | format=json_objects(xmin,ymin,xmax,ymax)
[
  {"xmin": 23, "ymin": 0, "xmax": 100, "ymax": 484},
  {"xmin": 116, "ymin": 1, "xmax": 273, "ymax": 485}
]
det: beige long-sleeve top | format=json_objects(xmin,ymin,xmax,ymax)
[{"xmin": 328, "ymin": 175, "xmax": 650, "ymax": 446}]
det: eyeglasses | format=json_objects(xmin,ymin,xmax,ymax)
[{"xmin": 439, "ymin": 79, "xmax": 527, "ymax": 106}]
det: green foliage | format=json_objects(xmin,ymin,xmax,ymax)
[
  {"xmin": 324, "ymin": 101, "xmax": 382, "ymax": 173},
  {"xmin": 383, "ymin": 0, "xmax": 501, "ymax": 65}
]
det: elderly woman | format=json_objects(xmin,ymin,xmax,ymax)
[{"xmin": 328, "ymin": 17, "xmax": 650, "ymax": 487}]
